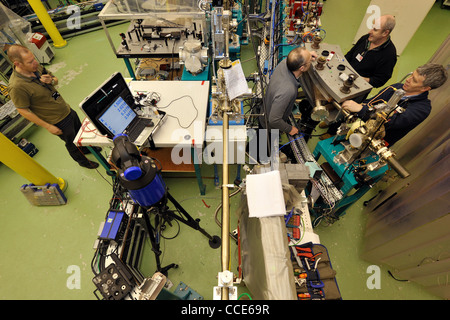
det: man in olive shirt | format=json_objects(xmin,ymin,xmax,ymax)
[{"xmin": 7, "ymin": 44, "xmax": 98, "ymax": 169}]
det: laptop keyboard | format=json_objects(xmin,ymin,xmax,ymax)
[{"xmin": 127, "ymin": 118, "xmax": 154, "ymax": 142}]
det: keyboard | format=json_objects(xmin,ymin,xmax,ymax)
[{"xmin": 127, "ymin": 117, "xmax": 154, "ymax": 142}]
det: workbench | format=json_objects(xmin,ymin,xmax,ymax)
[{"xmin": 74, "ymin": 80, "xmax": 210, "ymax": 194}]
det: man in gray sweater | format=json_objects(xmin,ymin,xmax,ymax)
[{"xmin": 259, "ymin": 47, "xmax": 317, "ymax": 135}]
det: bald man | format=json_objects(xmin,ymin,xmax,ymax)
[
  {"xmin": 7, "ymin": 44, "xmax": 99, "ymax": 169},
  {"xmin": 320, "ymin": 14, "xmax": 398, "ymax": 140},
  {"xmin": 259, "ymin": 47, "xmax": 317, "ymax": 136},
  {"xmin": 345, "ymin": 14, "xmax": 397, "ymax": 89}
]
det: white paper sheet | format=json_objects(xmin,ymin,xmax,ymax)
[
  {"xmin": 223, "ymin": 60, "xmax": 249, "ymax": 100},
  {"xmin": 246, "ymin": 170, "xmax": 286, "ymax": 218}
]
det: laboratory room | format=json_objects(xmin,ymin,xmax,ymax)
[{"xmin": 0, "ymin": 0, "xmax": 448, "ymax": 304}]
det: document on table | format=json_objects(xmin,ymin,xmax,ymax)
[
  {"xmin": 223, "ymin": 59, "xmax": 248, "ymax": 100},
  {"xmin": 246, "ymin": 170, "xmax": 286, "ymax": 218}
]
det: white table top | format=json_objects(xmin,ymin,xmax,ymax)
[{"xmin": 75, "ymin": 80, "xmax": 210, "ymax": 149}]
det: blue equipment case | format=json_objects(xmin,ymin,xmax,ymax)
[
  {"xmin": 99, "ymin": 210, "xmax": 126, "ymax": 241},
  {"xmin": 20, "ymin": 183, "xmax": 67, "ymax": 206}
]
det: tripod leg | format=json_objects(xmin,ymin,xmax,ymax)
[
  {"xmin": 141, "ymin": 209, "xmax": 178, "ymax": 276},
  {"xmin": 167, "ymin": 192, "xmax": 221, "ymax": 249},
  {"xmin": 159, "ymin": 263, "xmax": 178, "ymax": 277}
]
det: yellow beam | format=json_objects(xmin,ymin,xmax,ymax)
[
  {"xmin": 0, "ymin": 132, "xmax": 66, "ymax": 190},
  {"xmin": 27, "ymin": 0, "xmax": 67, "ymax": 48}
]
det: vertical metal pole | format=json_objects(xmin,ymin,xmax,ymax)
[
  {"xmin": 99, "ymin": 19, "xmax": 117, "ymax": 55},
  {"xmin": 124, "ymin": 58, "xmax": 136, "ymax": 79},
  {"xmin": 221, "ymin": 110, "xmax": 230, "ymax": 300},
  {"xmin": 27, "ymin": 0, "xmax": 67, "ymax": 48}
]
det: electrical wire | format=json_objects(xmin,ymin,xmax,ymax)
[
  {"xmin": 287, "ymin": 214, "xmax": 307, "ymax": 246},
  {"xmin": 278, "ymin": 133, "xmax": 305, "ymax": 151},
  {"xmin": 156, "ymin": 95, "xmax": 198, "ymax": 129},
  {"xmin": 214, "ymin": 187, "xmax": 242, "ymax": 242}
]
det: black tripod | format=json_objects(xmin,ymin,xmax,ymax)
[
  {"xmin": 140, "ymin": 190, "xmax": 221, "ymax": 276},
  {"xmin": 110, "ymin": 135, "xmax": 220, "ymax": 276}
]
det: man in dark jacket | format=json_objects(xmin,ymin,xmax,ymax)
[
  {"xmin": 319, "ymin": 14, "xmax": 397, "ymax": 140},
  {"xmin": 342, "ymin": 63, "xmax": 447, "ymax": 146}
]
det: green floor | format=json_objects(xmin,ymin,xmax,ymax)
[{"xmin": 0, "ymin": 1, "xmax": 448, "ymax": 300}]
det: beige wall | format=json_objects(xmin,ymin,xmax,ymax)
[{"xmin": 353, "ymin": 0, "xmax": 435, "ymax": 55}]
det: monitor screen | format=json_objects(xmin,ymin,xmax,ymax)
[{"xmin": 98, "ymin": 96, "xmax": 136, "ymax": 136}]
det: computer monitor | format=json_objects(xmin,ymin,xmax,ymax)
[{"xmin": 98, "ymin": 96, "xmax": 137, "ymax": 136}]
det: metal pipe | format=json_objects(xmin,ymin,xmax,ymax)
[
  {"xmin": 331, "ymin": 100, "xmax": 350, "ymax": 118},
  {"xmin": 225, "ymin": 26, "xmax": 229, "ymax": 59},
  {"xmin": 386, "ymin": 157, "xmax": 410, "ymax": 179},
  {"xmin": 219, "ymin": 25, "xmax": 233, "ymax": 299},
  {"xmin": 221, "ymin": 110, "xmax": 230, "ymax": 300}
]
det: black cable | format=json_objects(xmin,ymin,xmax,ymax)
[
  {"xmin": 387, "ymin": 270, "xmax": 409, "ymax": 282},
  {"xmin": 160, "ymin": 215, "xmax": 181, "ymax": 240},
  {"xmin": 156, "ymin": 95, "xmax": 198, "ymax": 129},
  {"xmin": 94, "ymin": 165, "xmax": 114, "ymax": 187}
]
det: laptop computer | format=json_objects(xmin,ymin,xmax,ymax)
[
  {"xmin": 96, "ymin": 95, "xmax": 155, "ymax": 143},
  {"xmin": 79, "ymin": 72, "xmax": 165, "ymax": 144}
]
